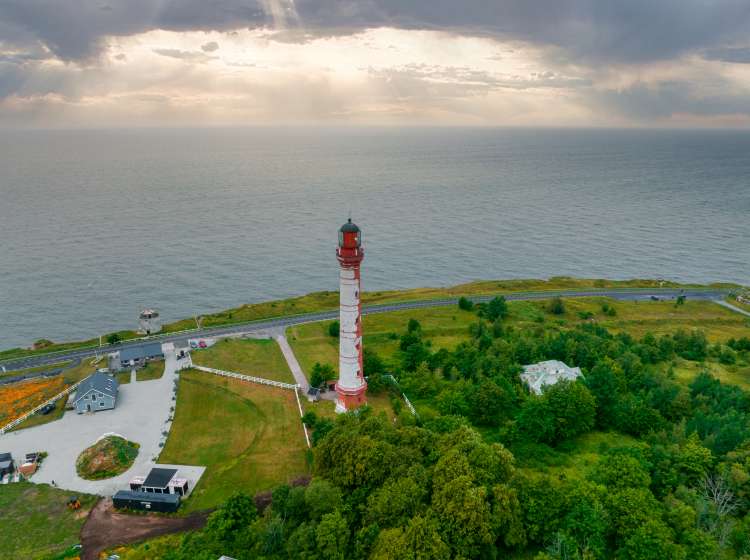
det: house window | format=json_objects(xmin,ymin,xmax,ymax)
[
  {"xmin": 99, "ymin": 402, "xmax": 105, "ymax": 407},
  {"xmin": 91, "ymin": 393, "xmax": 97, "ymax": 401}
]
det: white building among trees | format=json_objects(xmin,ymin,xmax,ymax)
[{"xmin": 521, "ymin": 360, "xmax": 583, "ymax": 395}]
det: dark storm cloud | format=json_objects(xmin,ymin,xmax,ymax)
[
  {"xmin": 1, "ymin": 0, "xmax": 750, "ymax": 63},
  {"xmin": 704, "ymin": 47, "xmax": 750, "ymax": 64}
]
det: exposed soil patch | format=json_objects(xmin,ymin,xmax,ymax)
[{"xmin": 80, "ymin": 499, "xmax": 209, "ymax": 560}]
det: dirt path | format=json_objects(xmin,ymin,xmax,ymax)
[{"xmin": 80, "ymin": 499, "xmax": 209, "ymax": 560}]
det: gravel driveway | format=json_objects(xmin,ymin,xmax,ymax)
[{"xmin": 0, "ymin": 346, "xmax": 201, "ymax": 496}]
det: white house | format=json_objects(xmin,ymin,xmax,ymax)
[{"xmin": 521, "ymin": 360, "xmax": 583, "ymax": 395}]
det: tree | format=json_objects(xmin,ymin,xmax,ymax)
[
  {"xmin": 467, "ymin": 379, "xmax": 513, "ymax": 427},
  {"xmin": 286, "ymin": 522, "xmax": 319, "ymax": 560},
  {"xmin": 545, "ymin": 381, "xmax": 596, "ymax": 441},
  {"xmin": 617, "ymin": 520, "xmax": 686, "ymax": 560},
  {"xmin": 485, "ymin": 296, "xmax": 509, "ymax": 321},
  {"xmin": 585, "ymin": 359, "xmax": 621, "ymax": 428},
  {"xmin": 366, "ymin": 477, "xmax": 427, "ymax": 528},
  {"xmin": 408, "ymin": 318, "xmax": 422, "ymax": 334},
  {"xmin": 328, "ymin": 321, "xmax": 340, "ymax": 338},
  {"xmin": 548, "ymin": 297, "xmax": 566, "ymax": 315},
  {"xmin": 402, "ymin": 361, "xmax": 440, "ymax": 398},
  {"xmin": 310, "ymin": 363, "xmax": 335, "ymax": 389},
  {"xmin": 205, "ymin": 493, "xmax": 257, "ymax": 543},
  {"xmin": 371, "ymin": 516, "xmax": 451, "ymax": 560},
  {"xmin": 304, "ymin": 479, "xmax": 342, "ymax": 521},
  {"xmin": 458, "ymin": 296, "xmax": 474, "ymax": 311},
  {"xmin": 316, "ymin": 510, "xmax": 349, "ymax": 560},
  {"xmin": 432, "ymin": 475, "xmax": 495, "ymax": 556},
  {"xmin": 107, "ymin": 333, "xmax": 122, "ymax": 345},
  {"xmin": 593, "ymin": 454, "xmax": 651, "ymax": 490}
]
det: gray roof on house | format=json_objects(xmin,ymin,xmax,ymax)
[
  {"xmin": 117, "ymin": 342, "xmax": 164, "ymax": 362},
  {"xmin": 74, "ymin": 372, "xmax": 118, "ymax": 402}
]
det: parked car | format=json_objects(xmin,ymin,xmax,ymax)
[{"xmin": 198, "ymin": 340, "xmax": 207, "ymax": 349}]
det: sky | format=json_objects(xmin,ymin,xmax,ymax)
[{"xmin": 1, "ymin": 1, "xmax": 750, "ymax": 128}]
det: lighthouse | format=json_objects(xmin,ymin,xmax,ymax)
[{"xmin": 335, "ymin": 218, "xmax": 367, "ymax": 413}]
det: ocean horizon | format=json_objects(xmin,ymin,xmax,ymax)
[{"xmin": 1, "ymin": 126, "xmax": 748, "ymax": 349}]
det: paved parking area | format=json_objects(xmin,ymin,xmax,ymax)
[{"xmin": 0, "ymin": 348, "xmax": 202, "ymax": 496}]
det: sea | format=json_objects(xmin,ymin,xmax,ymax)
[{"xmin": 1, "ymin": 127, "xmax": 748, "ymax": 350}]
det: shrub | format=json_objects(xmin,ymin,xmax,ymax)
[
  {"xmin": 328, "ymin": 321, "xmax": 340, "ymax": 338},
  {"xmin": 548, "ymin": 297, "xmax": 566, "ymax": 315},
  {"xmin": 458, "ymin": 297, "xmax": 474, "ymax": 311}
]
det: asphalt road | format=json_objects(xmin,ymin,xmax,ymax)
[{"xmin": 0, "ymin": 288, "xmax": 730, "ymax": 372}]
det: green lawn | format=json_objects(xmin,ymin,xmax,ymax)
[
  {"xmin": 289, "ymin": 298, "xmax": 749, "ymax": 375},
  {"xmin": 3, "ymin": 277, "xmax": 734, "ymax": 363},
  {"xmin": 158, "ymin": 370, "xmax": 309, "ymax": 512},
  {"xmin": 136, "ymin": 360, "xmax": 164, "ymax": 382},
  {"xmin": 551, "ymin": 297, "xmax": 750, "ymax": 342},
  {"xmin": 0, "ymin": 483, "xmax": 98, "ymax": 560},
  {"xmin": 288, "ymin": 306, "xmax": 477, "ymax": 370},
  {"xmin": 161, "ymin": 276, "xmax": 724, "ymax": 335},
  {"xmin": 673, "ymin": 358, "xmax": 750, "ymax": 390},
  {"xmin": 191, "ymin": 338, "xmax": 295, "ymax": 384},
  {"xmin": 0, "ymin": 361, "xmax": 72, "ymax": 379},
  {"xmin": 307, "ymin": 392, "xmax": 397, "ymax": 421},
  {"xmin": 514, "ymin": 431, "xmax": 638, "ymax": 481}
]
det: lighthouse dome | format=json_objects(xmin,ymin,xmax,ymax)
[{"xmin": 340, "ymin": 218, "xmax": 360, "ymax": 233}]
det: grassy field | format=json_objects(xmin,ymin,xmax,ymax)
[
  {"xmin": 307, "ymin": 392, "xmax": 397, "ymax": 421},
  {"xmin": 191, "ymin": 338, "xmax": 295, "ymax": 383},
  {"xmin": 0, "ymin": 483, "xmax": 98, "ymax": 559},
  {"xmin": 0, "ymin": 361, "xmax": 72, "ymax": 378},
  {"xmin": 513, "ymin": 431, "xmax": 639, "ymax": 484},
  {"xmin": 158, "ymin": 370, "xmax": 309, "ymax": 512},
  {"xmin": 2, "ymin": 277, "xmax": 736, "ymax": 364},
  {"xmin": 289, "ymin": 298, "xmax": 749, "ymax": 373},
  {"xmin": 288, "ymin": 306, "xmax": 478, "ymax": 370},
  {"xmin": 555, "ymin": 297, "xmax": 750, "ymax": 342},
  {"xmin": 673, "ymin": 358, "xmax": 750, "ymax": 390},
  {"xmin": 136, "ymin": 360, "xmax": 165, "ymax": 382}
]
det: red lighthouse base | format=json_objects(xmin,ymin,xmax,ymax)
[{"xmin": 334, "ymin": 382, "xmax": 368, "ymax": 412}]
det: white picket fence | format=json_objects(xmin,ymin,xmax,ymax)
[
  {"xmin": 402, "ymin": 394, "xmax": 417, "ymax": 417},
  {"xmin": 383, "ymin": 374, "xmax": 418, "ymax": 417},
  {"xmin": 0, "ymin": 380, "xmax": 82, "ymax": 435},
  {"xmin": 193, "ymin": 365, "xmax": 310, "ymax": 448},
  {"xmin": 192, "ymin": 365, "xmax": 299, "ymax": 390}
]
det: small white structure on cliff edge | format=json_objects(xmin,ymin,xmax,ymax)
[
  {"xmin": 521, "ymin": 360, "xmax": 583, "ymax": 395},
  {"xmin": 139, "ymin": 308, "xmax": 161, "ymax": 335}
]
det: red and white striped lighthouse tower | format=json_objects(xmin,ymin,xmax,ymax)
[{"xmin": 335, "ymin": 218, "xmax": 367, "ymax": 413}]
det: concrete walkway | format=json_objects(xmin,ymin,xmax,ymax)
[
  {"xmin": 0, "ymin": 346, "xmax": 200, "ymax": 496},
  {"xmin": 717, "ymin": 300, "xmax": 750, "ymax": 319},
  {"xmin": 275, "ymin": 333, "xmax": 310, "ymax": 393}
]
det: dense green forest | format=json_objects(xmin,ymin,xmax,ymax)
[{"xmin": 132, "ymin": 297, "xmax": 750, "ymax": 559}]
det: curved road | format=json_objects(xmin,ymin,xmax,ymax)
[{"xmin": 0, "ymin": 288, "xmax": 731, "ymax": 372}]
